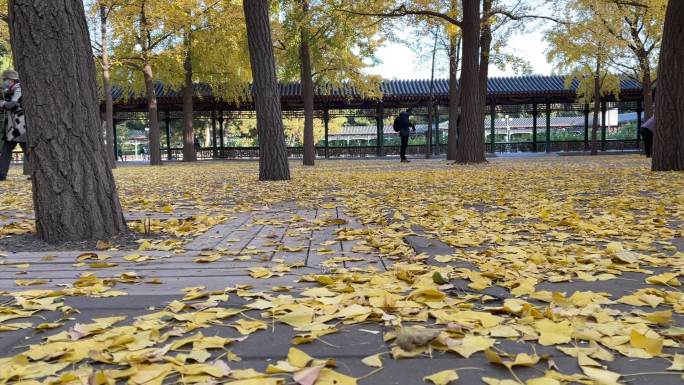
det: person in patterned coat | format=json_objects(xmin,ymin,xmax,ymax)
[{"xmin": 0, "ymin": 69, "xmax": 27, "ymax": 181}]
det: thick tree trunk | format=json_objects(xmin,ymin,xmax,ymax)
[
  {"xmin": 100, "ymin": 6, "xmax": 115, "ymax": 168},
  {"xmin": 243, "ymin": 0, "xmax": 290, "ymax": 180},
  {"xmin": 426, "ymin": 30, "xmax": 438, "ymax": 159},
  {"xmin": 630, "ymin": 22, "xmax": 654, "ymax": 121},
  {"xmin": 455, "ymin": 0, "xmax": 485, "ymax": 164},
  {"xmin": 652, "ymin": 0, "xmax": 684, "ymax": 171},
  {"xmin": 591, "ymin": 69, "xmax": 601, "ymax": 156},
  {"xmin": 447, "ymin": 33, "xmax": 460, "ymax": 161},
  {"xmin": 9, "ymin": 0, "xmax": 126, "ymax": 243},
  {"xmin": 182, "ymin": 31, "xmax": 196, "ymax": 162},
  {"xmin": 142, "ymin": 61, "xmax": 162, "ymax": 165},
  {"xmin": 478, "ymin": 0, "xmax": 493, "ymax": 153},
  {"xmin": 641, "ymin": 65, "xmax": 654, "ymax": 120},
  {"xmin": 300, "ymin": 0, "xmax": 315, "ymax": 166}
]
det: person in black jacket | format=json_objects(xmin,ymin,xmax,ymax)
[
  {"xmin": 640, "ymin": 117, "xmax": 654, "ymax": 158},
  {"xmin": 0, "ymin": 70, "xmax": 27, "ymax": 181},
  {"xmin": 395, "ymin": 109, "xmax": 416, "ymax": 162}
]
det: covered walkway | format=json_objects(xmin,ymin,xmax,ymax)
[{"xmin": 109, "ymin": 75, "xmax": 646, "ymax": 159}]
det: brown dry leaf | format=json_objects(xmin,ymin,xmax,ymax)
[{"xmin": 395, "ymin": 327, "xmax": 441, "ymax": 351}]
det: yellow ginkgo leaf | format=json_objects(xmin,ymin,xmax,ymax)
[
  {"xmin": 287, "ymin": 347, "xmax": 314, "ymax": 368},
  {"xmin": 605, "ymin": 242, "xmax": 623, "ymax": 254},
  {"xmin": 231, "ymin": 319, "xmax": 267, "ymax": 335},
  {"xmin": 534, "ymin": 319, "xmax": 573, "ymax": 346},
  {"xmin": 630, "ymin": 329, "xmax": 663, "ymax": 356},
  {"xmin": 14, "ymin": 279, "xmax": 48, "ymax": 286},
  {"xmin": 423, "ymin": 369, "xmax": 459, "ymax": 385},
  {"xmin": 667, "ymin": 354, "xmax": 684, "ymax": 371},
  {"xmin": 229, "ymin": 368, "xmax": 267, "ymax": 380},
  {"xmin": 314, "ymin": 369, "xmax": 357, "ymax": 385},
  {"xmin": 482, "ymin": 377, "xmax": 522, "ymax": 385},
  {"xmin": 526, "ymin": 377, "xmax": 561, "ymax": 385},
  {"xmin": 361, "ymin": 353, "xmax": 383, "ymax": 368},
  {"xmin": 226, "ymin": 379, "xmax": 284, "ymax": 385},
  {"xmin": 645, "ymin": 272, "xmax": 681, "ymax": 287},
  {"xmin": 448, "ymin": 335, "xmax": 495, "ymax": 358},
  {"xmin": 266, "ymin": 361, "xmax": 300, "ymax": 374},
  {"xmin": 278, "ymin": 305, "xmax": 314, "ymax": 328},
  {"xmin": 581, "ymin": 366, "xmax": 621, "ymax": 385}
]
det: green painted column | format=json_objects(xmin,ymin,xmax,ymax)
[
  {"xmin": 376, "ymin": 106, "xmax": 384, "ymax": 157},
  {"xmin": 601, "ymin": 101, "xmax": 607, "ymax": 152},
  {"xmin": 164, "ymin": 112, "xmax": 172, "ymax": 160},
  {"xmin": 532, "ymin": 104, "xmax": 538, "ymax": 152},
  {"xmin": 584, "ymin": 104, "xmax": 590, "ymax": 151},
  {"xmin": 490, "ymin": 101, "xmax": 496, "ymax": 153},
  {"xmin": 324, "ymin": 109, "xmax": 330, "ymax": 159},
  {"xmin": 545, "ymin": 102, "xmax": 551, "ymax": 153},
  {"xmin": 636, "ymin": 101, "xmax": 642, "ymax": 150}
]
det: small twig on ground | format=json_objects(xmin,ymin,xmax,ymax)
[{"xmin": 357, "ymin": 367, "xmax": 384, "ymax": 381}]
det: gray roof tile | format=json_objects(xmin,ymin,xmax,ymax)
[{"xmin": 111, "ymin": 76, "xmax": 643, "ymax": 102}]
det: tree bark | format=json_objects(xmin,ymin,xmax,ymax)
[
  {"xmin": 137, "ymin": 2, "xmax": 162, "ymax": 166},
  {"xmin": 652, "ymin": 0, "xmax": 684, "ymax": 171},
  {"xmin": 629, "ymin": 18, "xmax": 654, "ymax": 120},
  {"xmin": 243, "ymin": 0, "xmax": 291, "ymax": 180},
  {"xmin": 426, "ymin": 29, "xmax": 438, "ymax": 159},
  {"xmin": 478, "ymin": 0, "xmax": 492, "ymax": 115},
  {"xmin": 478, "ymin": 0, "xmax": 493, "ymax": 149},
  {"xmin": 9, "ymin": 0, "xmax": 127, "ymax": 243},
  {"xmin": 141, "ymin": 61, "xmax": 162, "ymax": 165},
  {"xmin": 100, "ymin": 5, "xmax": 115, "ymax": 168},
  {"xmin": 299, "ymin": 0, "xmax": 315, "ymax": 166},
  {"xmin": 182, "ymin": 30, "xmax": 196, "ymax": 162},
  {"xmin": 447, "ymin": 33, "xmax": 460, "ymax": 161},
  {"xmin": 455, "ymin": 0, "xmax": 485, "ymax": 164},
  {"xmin": 591, "ymin": 62, "xmax": 601, "ymax": 156},
  {"xmin": 640, "ymin": 60, "xmax": 654, "ymax": 120}
]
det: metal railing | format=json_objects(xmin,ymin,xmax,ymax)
[
  {"xmin": 158, "ymin": 139, "xmax": 639, "ymax": 161},
  {"xmin": 9, "ymin": 139, "xmax": 639, "ymax": 165}
]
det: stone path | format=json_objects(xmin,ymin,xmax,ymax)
[{"xmin": 0, "ymin": 204, "xmax": 389, "ymax": 296}]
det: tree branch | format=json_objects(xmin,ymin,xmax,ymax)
[
  {"xmin": 611, "ymin": 0, "xmax": 649, "ymax": 7},
  {"xmin": 487, "ymin": 8, "xmax": 567, "ymax": 24},
  {"xmin": 335, "ymin": 5, "xmax": 461, "ymax": 27},
  {"xmin": 148, "ymin": 31, "xmax": 174, "ymax": 51}
]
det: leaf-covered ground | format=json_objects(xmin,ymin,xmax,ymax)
[{"xmin": 0, "ymin": 155, "xmax": 682, "ymax": 385}]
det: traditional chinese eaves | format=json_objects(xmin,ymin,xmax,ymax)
[{"xmin": 110, "ymin": 75, "xmax": 644, "ymax": 113}]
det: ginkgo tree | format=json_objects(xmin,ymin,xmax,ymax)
[
  {"xmin": 164, "ymin": 0, "xmax": 251, "ymax": 162},
  {"xmin": 277, "ymin": 0, "xmax": 382, "ymax": 166},
  {"xmin": 340, "ymin": 0, "xmax": 485, "ymax": 163},
  {"xmin": 108, "ymin": 0, "xmax": 179, "ymax": 166},
  {"xmin": 546, "ymin": 2, "xmax": 621, "ymax": 156},
  {"xmin": 579, "ymin": 0, "xmax": 666, "ymax": 121},
  {"xmin": 338, "ymin": 0, "xmax": 544, "ymax": 163},
  {"xmin": 244, "ymin": 0, "xmax": 291, "ymax": 180},
  {"xmin": 652, "ymin": 0, "xmax": 683, "ymax": 171},
  {"xmin": 9, "ymin": 0, "xmax": 127, "ymax": 242},
  {"xmin": 88, "ymin": 0, "xmax": 124, "ymax": 168},
  {"xmin": 0, "ymin": 0, "xmax": 9, "ymax": 61}
]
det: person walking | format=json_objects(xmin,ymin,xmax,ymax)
[
  {"xmin": 641, "ymin": 116, "xmax": 654, "ymax": 158},
  {"xmin": 393, "ymin": 109, "xmax": 416, "ymax": 162},
  {"xmin": 0, "ymin": 70, "xmax": 27, "ymax": 181}
]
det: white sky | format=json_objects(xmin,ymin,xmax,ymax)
[
  {"xmin": 368, "ymin": 29, "xmax": 555, "ymax": 79},
  {"xmin": 367, "ymin": 1, "xmax": 557, "ymax": 79}
]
